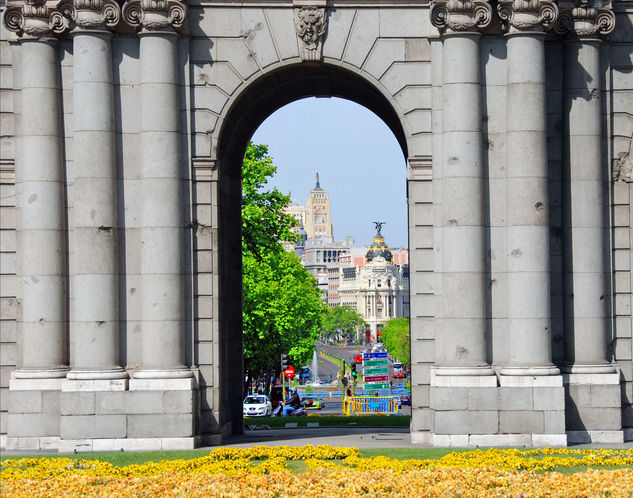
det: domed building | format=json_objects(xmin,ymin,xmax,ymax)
[
  {"xmin": 365, "ymin": 222, "xmax": 393, "ymax": 264},
  {"xmin": 339, "ymin": 223, "xmax": 409, "ymax": 342}
]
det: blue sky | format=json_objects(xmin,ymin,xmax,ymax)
[{"xmin": 251, "ymin": 97, "xmax": 408, "ymax": 249}]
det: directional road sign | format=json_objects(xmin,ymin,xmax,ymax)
[
  {"xmin": 363, "ymin": 382, "xmax": 391, "ymax": 390},
  {"xmin": 363, "ymin": 367, "xmax": 389, "ymax": 375},
  {"xmin": 362, "ymin": 359, "xmax": 388, "ymax": 367},
  {"xmin": 363, "ymin": 375, "xmax": 389, "ymax": 383},
  {"xmin": 363, "ymin": 352, "xmax": 388, "ymax": 359}
]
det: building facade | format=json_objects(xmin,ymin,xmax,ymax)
[
  {"xmin": 303, "ymin": 173, "xmax": 334, "ymax": 239},
  {"xmin": 338, "ymin": 226, "xmax": 410, "ymax": 340},
  {"xmin": 0, "ymin": 0, "xmax": 632, "ymax": 450}
]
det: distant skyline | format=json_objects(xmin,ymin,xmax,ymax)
[{"xmin": 251, "ymin": 97, "xmax": 408, "ymax": 248}]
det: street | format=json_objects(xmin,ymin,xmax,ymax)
[{"xmin": 291, "ymin": 342, "xmax": 411, "ymax": 416}]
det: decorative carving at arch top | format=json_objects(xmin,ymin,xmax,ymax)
[
  {"xmin": 122, "ymin": 0, "xmax": 187, "ymax": 33},
  {"xmin": 430, "ymin": 0, "xmax": 493, "ymax": 33},
  {"xmin": 294, "ymin": 5, "xmax": 327, "ymax": 61},
  {"xmin": 555, "ymin": 0, "xmax": 615, "ymax": 37},
  {"xmin": 3, "ymin": 0, "xmax": 72, "ymax": 37},
  {"xmin": 72, "ymin": 0, "xmax": 121, "ymax": 31},
  {"xmin": 497, "ymin": 0, "xmax": 559, "ymax": 33}
]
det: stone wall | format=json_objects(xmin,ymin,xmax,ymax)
[
  {"xmin": 0, "ymin": 22, "xmax": 17, "ymax": 449},
  {"xmin": 0, "ymin": 1, "xmax": 632, "ymax": 448},
  {"xmin": 611, "ymin": 0, "xmax": 633, "ymax": 440}
]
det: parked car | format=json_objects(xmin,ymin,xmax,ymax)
[
  {"xmin": 243, "ymin": 395, "xmax": 272, "ymax": 417},
  {"xmin": 399, "ymin": 393, "xmax": 411, "ymax": 406},
  {"xmin": 303, "ymin": 396, "xmax": 324, "ymax": 410}
]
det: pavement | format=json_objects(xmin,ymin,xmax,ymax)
[
  {"xmin": 1, "ymin": 427, "xmax": 631, "ymax": 456},
  {"xmin": 226, "ymin": 427, "xmax": 414, "ymax": 449},
  {"xmin": 222, "ymin": 427, "xmax": 633, "ymax": 450}
]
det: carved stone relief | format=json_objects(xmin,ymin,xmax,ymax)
[
  {"xmin": 614, "ymin": 135, "xmax": 633, "ymax": 183},
  {"xmin": 498, "ymin": 0, "xmax": 559, "ymax": 32},
  {"xmin": 294, "ymin": 5, "xmax": 326, "ymax": 62},
  {"xmin": 122, "ymin": 0, "xmax": 187, "ymax": 32},
  {"xmin": 430, "ymin": 0, "xmax": 493, "ymax": 32},
  {"xmin": 3, "ymin": 0, "xmax": 71, "ymax": 36},
  {"xmin": 555, "ymin": 0, "xmax": 615, "ymax": 36}
]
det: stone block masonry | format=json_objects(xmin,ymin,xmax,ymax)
[{"xmin": 0, "ymin": 0, "xmax": 631, "ymax": 449}]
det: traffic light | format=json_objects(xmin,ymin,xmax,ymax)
[
  {"xmin": 281, "ymin": 354, "xmax": 290, "ymax": 370},
  {"xmin": 351, "ymin": 363, "xmax": 357, "ymax": 377}
]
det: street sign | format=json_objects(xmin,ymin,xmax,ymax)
[
  {"xmin": 363, "ymin": 352, "xmax": 388, "ymax": 359},
  {"xmin": 364, "ymin": 382, "xmax": 391, "ymax": 390},
  {"xmin": 354, "ymin": 354, "xmax": 363, "ymax": 363},
  {"xmin": 363, "ymin": 367, "xmax": 389, "ymax": 375},
  {"xmin": 363, "ymin": 375, "xmax": 389, "ymax": 382},
  {"xmin": 284, "ymin": 366, "xmax": 295, "ymax": 378},
  {"xmin": 362, "ymin": 359, "xmax": 388, "ymax": 367}
]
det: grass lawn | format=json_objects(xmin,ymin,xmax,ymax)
[{"xmin": 2, "ymin": 447, "xmax": 630, "ymax": 474}]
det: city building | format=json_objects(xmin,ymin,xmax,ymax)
[
  {"xmin": 337, "ymin": 224, "xmax": 410, "ymax": 341},
  {"xmin": 303, "ymin": 173, "xmax": 333, "ymax": 239}
]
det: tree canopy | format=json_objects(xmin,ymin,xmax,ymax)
[
  {"xmin": 380, "ymin": 318, "xmax": 410, "ymax": 364},
  {"xmin": 321, "ymin": 305, "xmax": 367, "ymax": 342},
  {"xmin": 242, "ymin": 143, "xmax": 324, "ymax": 378},
  {"xmin": 242, "ymin": 142, "xmax": 299, "ymax": 258}
]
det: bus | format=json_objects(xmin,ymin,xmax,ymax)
[{"xmin": 392, "ymin": 362, "xmax": 405, "ymax": 378}]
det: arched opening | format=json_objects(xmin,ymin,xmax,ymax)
[{"xmin": 214, "ymin": 63, "xmax": 410, "ymax": 434}]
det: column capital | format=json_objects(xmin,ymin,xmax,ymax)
[
  {"xmin": 430, "ymin": 0, "xmax": 493, "ymax": 33},
  {"xmin": 2, "ymin": 0, "xmax": 72, "ymax": 38},
  {"xmin": 498, "ymin": 0, "xmax": 559, "ymax": 34},
  {"xmin": 71, "ymin": 0, "xmax": 121, "ymax": 32},
  {"xmin": 555, "ymin": 0, "xmax": 615, "ymax": 37},
  {"xmin": 122, "ymin": 0, "xmax": 187, "ymax": 33}
]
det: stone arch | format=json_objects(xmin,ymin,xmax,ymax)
[{"xmin": 210, "ymin": 62, "xmax": 415, "ymax": 435}]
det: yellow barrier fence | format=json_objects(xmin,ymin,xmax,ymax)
[{"xmin": 343, "ymin": 396, "xmax": 400, "ymax": 415}]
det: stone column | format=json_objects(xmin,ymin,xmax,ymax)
[
  {"xmin": 123, "ymin": 0, "xmax": 192, "ymax": 381},
  {"xmin": 430, "ymin": 0, "xmax": 494, "ymax": 378},
  {"xmin": 557, "ymin": 0, "xmax": 621, "ymax": 444},
  {"xmin": 558, "ymin": 2, "xmax": 616, "ymax": 374},
  {"xmin": 65, "ymin": 0, "xmax": 127, "ymax": 384},
  {"xmin": 3, "ymin": 0, "xmax": 71, "ymax": 381},
  {"xmin": 497, "ymin": 0, "xmax": 561, "ymax": 376}
]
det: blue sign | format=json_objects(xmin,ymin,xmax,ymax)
[{"xmin": 362, "ymin": 352, "xmax": 388, "ymax": 359}]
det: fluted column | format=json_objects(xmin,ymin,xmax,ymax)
[
  {"xmin": 558, "ymin": 2, "xmax": 616, "ymax": 373},
  {"xmin": 123, "ymin": 0, "xmax": 192, "ymax": 380},
  {"xmin": 3, "ymin": 1, "xmax": 70, "ymax": 380},
  {"xmin": 498, "ymin": 0, "xmax": 560, "ymax": 376},
  {"xmin": 66, "ymin": 0, "xmax": 127, "ymax": 382},
  {"xmin": 430, "ymin": 0, "xmax": 494, "ymax": 377}
]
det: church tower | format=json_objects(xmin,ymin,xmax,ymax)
[{"xmin": 304, "ymin": 173, "xmax": 333, "ymax": 238}]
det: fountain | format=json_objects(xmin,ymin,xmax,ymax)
[{"xmin": 311, "ymin": 350, "xmax": 320, "ymax": 385}]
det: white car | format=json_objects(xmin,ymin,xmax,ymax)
[{"xmin": 243, "ymin": 395, "xmax": 273, "ymax": 417}]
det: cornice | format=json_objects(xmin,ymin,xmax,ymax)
[{"xmin": 188, "ymin": 0, "xmax": 431, "ymax": 7}]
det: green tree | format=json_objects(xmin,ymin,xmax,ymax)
[
  {"xmin": 380, "ymin": 318, "xmax": 410, "ymax": 364},
  {"xmin": 242, "ymin": 142, "xmax": 299, "ymax": 258},
  {"xmin": 321, "ymin": 306, "xmax": 367, "ymax": 342},
  {"xmin": 241, "ymin": 142, "xmax": 324, "ymax": 381}
]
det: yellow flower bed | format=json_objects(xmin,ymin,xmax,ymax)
[{"xmin": 2, "ymin": 445, "xmax": 633, "ymax": 496}]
